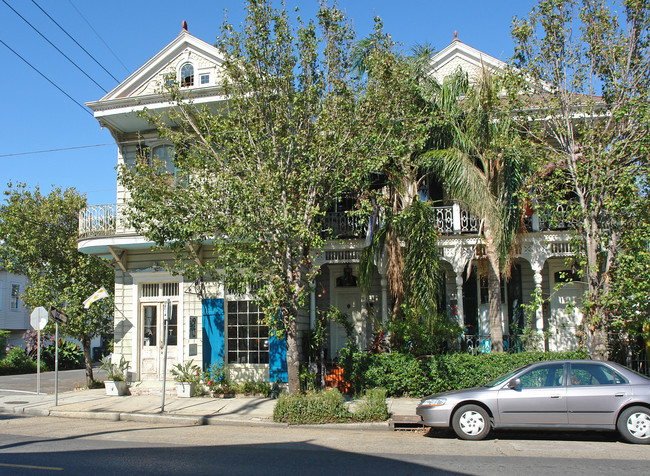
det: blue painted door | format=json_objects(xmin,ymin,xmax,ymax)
[
  {"xmin": 269, "ymin": 331, "xmax": 288, "ymax": 383},
  {"xmin": 202, "ymin": 299, "xmax": 224, "ymax": 369}
]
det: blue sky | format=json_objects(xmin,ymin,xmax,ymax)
[{"xmin": 0, "ymin": 0, "xmax": 535, "ymax": 207}]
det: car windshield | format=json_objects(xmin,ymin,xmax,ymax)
[{"xmin": 483, "ymin": 365, "xmax": 530, "ymax": 387}]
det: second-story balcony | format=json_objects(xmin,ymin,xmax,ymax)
[
  {"xmin": 78, "ymin": 202, "xmax": 574, "ymax": 243},
  {"xmin": 79, "ymin": 204, "xmax": 129, "ymax": 238}
]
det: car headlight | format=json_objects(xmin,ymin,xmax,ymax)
[{"xmin": 419, "ymin": 397, "xmax": 447, "ymax": 407}]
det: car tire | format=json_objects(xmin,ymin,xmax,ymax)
[
  {"xmin": 452, "ymin": 404, "xmax": 491, "ymax": 441},
  {"xmin": 617, "ymin": 406, "xmax": 650, "ymax": 444}
]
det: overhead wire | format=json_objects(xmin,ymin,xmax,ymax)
[
  {"xmin": 31, "ymin": 0, "xmax": 121, "ymax": 84},
  {"xmin": 0, "ymin": 144, "xmax": 114, "ymax": 158},
  {"xmin": 68, "ymin": 0, "xmax": 130, "ymax": 75},
  {"xmin": 0, "ymin": 38, "xmax": 92, "ymax": 116},
  {"xmin": 1, "ymin": 0, "xmax": 108, "ymax": 93}
]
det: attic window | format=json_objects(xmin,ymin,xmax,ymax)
[
  {"xmin": 180, "ymin": 63, "xmax": 194, "ymax": 87},
  {"xmin": 200, "ymin": 74, "xmax": 210, "ymax": 85}
]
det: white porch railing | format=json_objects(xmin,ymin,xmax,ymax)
[
  {"xmin": 321, "ymin": 212, "xmax": 365, "ymax": 238},
  {"xmin": 78, "ymin": 203, "xmax": 132, "ymax": 238},
  {"xmin": 78, "ymin": 202, "xmax": 572, "ymax": 239}
]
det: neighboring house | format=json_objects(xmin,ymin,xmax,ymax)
[
  {"xmin": 0, "ymin": 269, "xmax": 30, "ymax": 348},
  {"xmin": 80, "ymin": 27, "xmax": 583, "ymax": 383}
]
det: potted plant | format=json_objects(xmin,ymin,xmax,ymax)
[
  {"xmin": 100, "ymin": 355, "xmax": 130, "ymax": 396},
  {"xmin": 170, "ymin": 359, "xmax": 202, "ymax": 397}
]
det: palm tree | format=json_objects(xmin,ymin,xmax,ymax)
[
  {"xmin": 354, "ymin": 33, "xmax": 444, "ymax": 325},
  {"xmin": 421, "ymin": 68, "xmax": 529, "ymax": 352}
]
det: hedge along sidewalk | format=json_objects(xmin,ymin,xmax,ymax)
[
  {"xmin": 273, "ymin": 388, "xmax": 390, "ymax": 425},
  {"xmin": 340, "ymin": 350, "xmax": 589, "ymax": 397}
]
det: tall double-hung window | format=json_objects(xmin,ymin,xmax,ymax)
[
  {"xmin": 226, "ymin": 301, "xmax": 269, "ymax": 364},
  {"xmin": 10, "ymin": 283, "xmax": 20, "ymax": 310}
]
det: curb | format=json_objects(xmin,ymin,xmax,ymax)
[
  {"xmin": 50, "ymin": 410, "xmax": 120, "ymax": 421},
  {"xmin": 297, "ymin": 421, "xmax": 390, "ymax": 431}
]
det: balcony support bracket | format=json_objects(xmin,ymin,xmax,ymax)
[
  {"xmin": 107, "ymin": 246, "xmax": 127, "ymax": 273},
  {"xmin": 188, "ymin": 243, "xmax": 204, "ymax": 267}
]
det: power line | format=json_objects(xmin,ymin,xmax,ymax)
[
  {"xmin": 0, "ymin": 143, "xmax": 114, "ymax": 159},
  {"xmin": 31, "ymin": 0, "xmax": 121, "ymax": 84},
  {"xmin": 0, "ymin": 38, "xmax": 92, "ymax": 116},
  {"xmin": 1, "ymin": 0, "xmax": 108, "ymax": 93},
  {"xmin": 68, "ymin": 0, "xmax": 130, "ymax": 75}
]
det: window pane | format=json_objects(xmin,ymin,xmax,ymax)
[
  {"xmin": 180, "ymin": 63, "xmax": 194, "ymax": 87},
  {"xmin": 226, "ymin": 300, "xmax": 269, "ymax": 364},
  {"xmin": 520, "ymin": 364, "xmax": 564, "ymax": 388}
]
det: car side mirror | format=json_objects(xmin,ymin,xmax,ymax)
[{"xmin": 507, "ymin": 378, "xmax": 521, "ymax": 389}]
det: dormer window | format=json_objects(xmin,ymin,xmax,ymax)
[{"xmin": 180, "ymin": 63, "xmax": 194, "ymax": 87}]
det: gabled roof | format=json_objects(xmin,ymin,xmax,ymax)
[
  {"xmin": 429, "ymin": 35, "xmax": 507, "ymax": 83},
  {"xmin": 86, "ymin": 29, "xmax": 227, "ymax": 134}
]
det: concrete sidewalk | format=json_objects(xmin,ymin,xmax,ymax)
[{"xmin": 0, "ymin": 387, "xmax": 420, "ymax": 429}]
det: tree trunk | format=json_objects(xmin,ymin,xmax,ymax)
[
  {"xmin": 81, "ymin": 335, "xmax": 94, "ymax": 386},
  {"xmin": 485, "ymin": 234, "xmax": 504, "ymax": 352},
  {"xmin": 286, "ymin": 318, "xmax": 300, "ymax": 394}
]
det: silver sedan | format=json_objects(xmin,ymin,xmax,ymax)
[{"xmin": 415, "ymin": 360, "xmax": 650, "ymax": 444}]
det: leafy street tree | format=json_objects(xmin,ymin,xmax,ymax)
[
  {"xmin": 0, "ymin": 183, "xmax": 114, "ymax": 384},
  {"xmin": 604, "ymin": 171, "xmax": 650, "ymax": 361},
  {"xmin": 118, "ymin": 1, "xmax": 411, "ymax": 393},
  {"xmin": 511, "ymin": 0, "xmax": 650, "ymax": 357},
  {"xmin": 421, "ymin": 70, "xmax": 530, "ymax": 353}
]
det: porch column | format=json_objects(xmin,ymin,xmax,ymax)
[
  {"xmin": 452, "ymin": 203, "xmax": 461, "ymax": 235},
  {"xmin": 455, "ymin": 274, "xmax": 465, "ymax": 328},
  {"xmin": 310, "ymin": 280, "xmax": 316, "ymax": 330},
  {"xmin": 380, "ymin": 277, "xmax": 389, "ymax": 325},
  {"xmin": 533, "ymin": 268, "xmax": 544, "ymax": 347}
]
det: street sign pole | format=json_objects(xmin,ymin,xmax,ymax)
[
  {"xmin": 30, "ymin": 307, "xmax": 48, "ymax": 396},
  {"xmin": 37, "ymin": 328, "xmax": 41, "ymax": 395},
  {"xmin": 54, "ymin": 322, "xmax": 59, "ymax": 406}
]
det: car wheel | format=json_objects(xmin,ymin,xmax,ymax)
[
  {"xmin": 452, "ymin": 404, "xmax": 491, "ymax": 441},
  {"xmin": 617, "ymin": 406, "xmax": 650, "ymax": 444}
]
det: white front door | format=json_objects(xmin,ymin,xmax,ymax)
[
  {"xmin": 549, "ymin": 265, "xmax": 584, "ymax": 351},
  {"xmin": 140, "ymin": 302, "xmax": 179, "ymax": 380},
  {"xmin": 329, "ymin": 290, "xmax": 363, "ymax": 358}
]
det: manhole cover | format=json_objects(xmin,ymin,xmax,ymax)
[{"xmin": 5, "ymin": 401, "xmax": 28, "ymax": 404}]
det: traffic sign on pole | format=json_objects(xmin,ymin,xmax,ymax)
[
  {"xmin": 49, "ymin": 306, "xmax": 68, "ymax": 324},
  {"xmin": 30, "ymin": 307, "xmax": 48, "ymax": 331}
]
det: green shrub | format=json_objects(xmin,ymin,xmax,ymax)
[
  {"xmin": 354, "ymin": 388, "xmax": 390, "ymax": 422},
  {"xmin": 340, "ymin": 349, "xmax": 589, "ymax": 397},
  {"xmin": 44, "ymin": 341, "xmax": 85, "ymax": 370},
  {"xmin": 204, "ymin": 362, "xmax": 232, "ymax": 394},
  {"xmin": 273, "ymin": 388, "xmax": 352, "ymax": 424},
  {"xmin": 232, "ymin": 380, "xmax": 271, "ymax": 396},
  {"xmin": 0, "ymin": 347, "xmax": 45, "ymax": 375},
  {"xmin": 0, "ymin": 330, "xmax": 9, "ymax": 358},
  {"xmin": 272, "ymin": 387, "xmax": 392, "ymax": 424}
]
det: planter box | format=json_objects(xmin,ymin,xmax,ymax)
[
  {"xmin": 176, "ymin": 382, "xmax": 196, "ymax": 398},
  {"xmin": 104, "ymin": 380, "xmax": 128, "ymax": 396}
]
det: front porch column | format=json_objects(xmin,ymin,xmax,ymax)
[
  {"xmin": 533, "ymin": 268, "xmax": 544, "ymax": 348},
  {"xmin": 310, "ymin": 280, "xmax": 316, "ymax": 330},
  {"xmin": 455, "ymin": 274, "xmax": 465, "ymax": 328}
]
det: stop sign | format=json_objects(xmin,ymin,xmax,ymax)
[{"xmin": 30, "ymin": 306, "xmax": 49, "ymax": 331}]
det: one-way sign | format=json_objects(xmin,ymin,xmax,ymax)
[{"xmin": 49, "ymin": 306, "xmax": 68, "ymax": 324}]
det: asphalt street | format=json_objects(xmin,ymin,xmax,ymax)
[
  {"xmin": 0, "ymin": 368, "xmax": 104, "ymax": 395},
  {"xmin": 0, "ymin": 415, "xmax": 648, "ymax": 475}
]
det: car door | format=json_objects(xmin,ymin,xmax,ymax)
[
  {"xmin": 497, "ymin": 362, "xmax": 568, "ymax": 426},
  {"xmin": 566, "ymin": 362, "xmax": 632, "ymax": 426}
]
